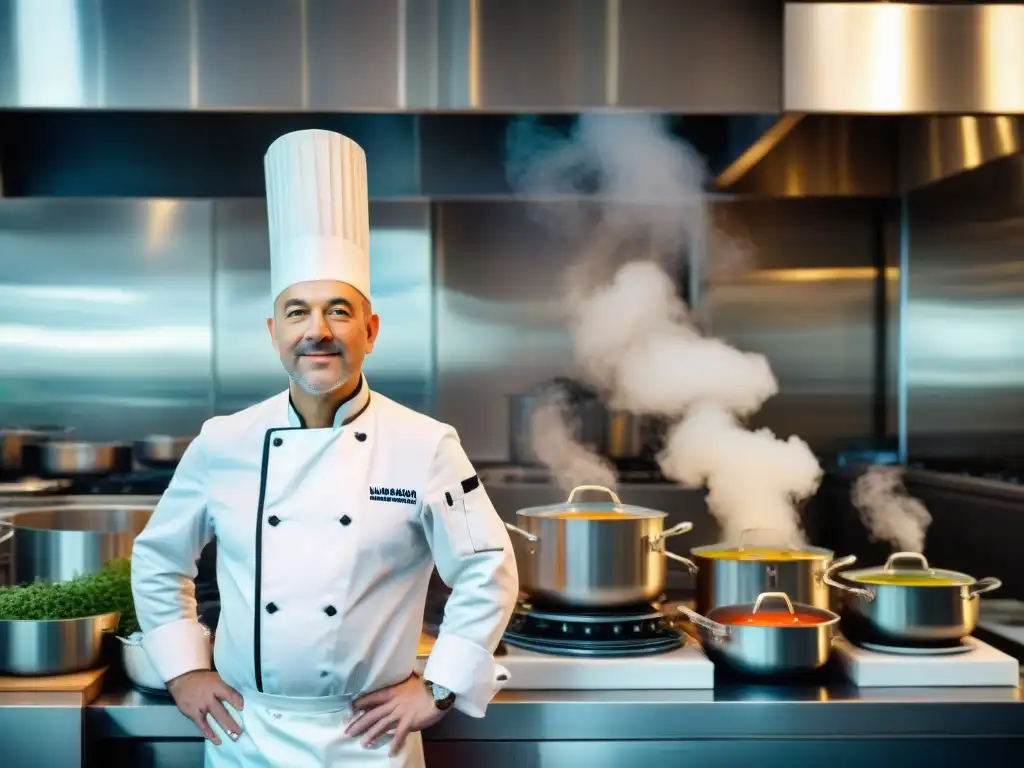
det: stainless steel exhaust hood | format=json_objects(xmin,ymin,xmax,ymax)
[
  {"xmin": 2, "ymin": 1, "xmax": 1022, "ymax": 199},
  {"xmin": 718, "ymin": 3, "xmax": 1024, "ymax": 196},
  {"xmin": 0, "ymin": 0, "xmax": 781, "ymax": 113},
  {"xmin": 784, "ymin": 2, "xmax": 1024, "ymax": 116}
]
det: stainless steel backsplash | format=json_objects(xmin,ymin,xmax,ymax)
[
  {"xmin": 436, "ymin": 198, "xmax": 887, "ymax": 460},
  {"xmin": 905, "ymin": 154, "xmax": 1024, "ymax": 459},
  {"xmin": 0, "ymin": 198, "xmax": 434, "ymax": 440},
  {"xmin": 0, "ymin": 196, "xmax": 887, "ymax": 459}
]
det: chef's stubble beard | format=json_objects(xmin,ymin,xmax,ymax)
[{"xmin": 288, "ymin": 360, "xmax": 352, "ymax": 396}]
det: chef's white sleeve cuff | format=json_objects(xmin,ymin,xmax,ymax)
[
  {"xmin": 141, "ymin": 618, "xmax": 212, "ymax": 683},
  {"xmin": 422, "ymin": 633, "xmax": 504, "ymax": 718}
]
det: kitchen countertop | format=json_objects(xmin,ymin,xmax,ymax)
[{"xmin": 89, "ymin": 669, "xmax": 1024, "ymax": 743}]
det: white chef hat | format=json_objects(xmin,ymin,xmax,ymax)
[{"xmin": 264, "ymin": 129, "xmax": 370, "ymax": 305}]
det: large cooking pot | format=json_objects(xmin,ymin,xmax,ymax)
[
  {"xmin": 679, "ymin": 592, "xmax": 839, "ymax": 677},
  {"xmin": 0, "ymin": 505, "xmax": 153, "ymax": 584},
  {"xmin": 134, "ymin": 435, "xmax": 194, "ymax": 469},
  {"xmin": 0, "ymin": 612, "xmax": 119, "ymax": 675},
  {"xmin": 39, "ymin": 441, "xmax": 133, "ymax": 477},
  {"xmin": 690, "ymin": 528, "xmax": 856, "ymax": 614},
  {"xmin": 825, "ymin": 551, "xmax": 1002, "ymax": 646},
  {"xmin": 505, "ymin": 484, "xmax": 696, "ymax": 608},
  {"xmin": 0, "ymin": 427, "xmax": 71, "ymax": 479},
  {"xmin": 508, "ymin": 380, "xmax": 660, "ymax": 464}
]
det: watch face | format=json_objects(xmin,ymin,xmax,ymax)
[{"xmin": 432, "ymin": 684, "xmax": 452, "ymax": 700}]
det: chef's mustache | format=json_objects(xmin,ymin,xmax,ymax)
[{"xmin": 294, "ymin": 338, "xmax": 346, "ymax": 356}]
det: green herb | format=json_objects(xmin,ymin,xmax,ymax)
[{"xmin": 0, "ymin": 557, "xmax": 139, "ymax": 637}]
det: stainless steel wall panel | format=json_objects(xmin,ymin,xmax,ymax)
[
  {"xmin": 0, "ymin": 199, "xmax": 214, "ymax": 440},
  {"xmin": 88, "ymin": 0, "xmax": 193, "ymax": 109},
  {"xmin": 433, "ymin": 198, "xmax": 880, "ymax": 460},
  {"xmin": 433, "ymin": 201, "xmax": 577, "ymax": 461},
  {"xmin": 412, "ymin": 0, "xmax": 783, "ymax": 112},
  {"xmin": 905, "ymin": 154, "xmax": 1024, "ymax": 459},
  {"xmin": 702, "ymin": 199, "xmax": 881, "ymax": 452},
  {"xmin": 213, "ymin": 199, "xmax": 434, "ymax": 417},
  {"xmin": 615, "ymin": 0, "xmax": 782, "ymax": 113},
  {"xmin": 196, "ymin": 0, "xmax": 303, "ymax": 109},
  {"xmin": 306, "ymin": 0, "xmax": 402, "ymax": 110}
]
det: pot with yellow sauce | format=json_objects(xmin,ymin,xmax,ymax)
[
  {"xmin": 505, "ymin": 485, "xmax": 695, "ymax": 608},
  {"xmin": 689, "ymin": 528, "xmax": 858, "ymax": 614},
  {"xmin": 826, "ymin": 551, "xmax": 1002, "ymax": 645}
]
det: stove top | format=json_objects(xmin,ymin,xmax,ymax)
[
  {"xmin": 0, "ymin": 469, "xmax": 173, "ymax": 499},
  {"xmin": 503, "ymin": 601, "xmax": 685, "ymax": 657}
]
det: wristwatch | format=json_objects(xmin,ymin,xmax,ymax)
[{"xmin": 423, "ymin": 679, "xmax": 456, "ymax": 711}]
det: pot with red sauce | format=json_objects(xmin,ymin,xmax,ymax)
[{"xmin": 678, "ymin": 591, "xmax": 839, "ymax": 676}]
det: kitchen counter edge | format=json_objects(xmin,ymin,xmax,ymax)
[{"xmin": 88, "ymin": 681, "xmax": 1024, "ymax": 742}]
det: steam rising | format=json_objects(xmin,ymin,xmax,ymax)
[
  {"xmin": 852, "ymin": 466, "xmax": 933, "ymax": 553},
  {"xmin": 508, "ymin": 114, "xmax": 822, "ymax": 543},
  {"xmin": 529, "ymin": 390, "xmax": 618, "ymax": 494}
]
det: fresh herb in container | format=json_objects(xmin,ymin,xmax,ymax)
[{"xmin": 0, "ymin": 557, "xmax": 138, "ymax": 637}]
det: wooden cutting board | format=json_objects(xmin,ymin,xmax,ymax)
[{"xmin": 0, "ymin": 666, "xmax": 108, "ymax": 706}]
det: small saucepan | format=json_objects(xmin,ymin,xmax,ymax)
[
  {"xmin": 825, "ymin": 551, "xmax": 1002, "ymax": 646},
  {"xmin": 679, "ymin": 591, "xmax": 839, "ymax": 676}
]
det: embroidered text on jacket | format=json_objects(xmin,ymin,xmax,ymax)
[{"xmin": 368, "ymin": 486, "xmax": 418, "ymax": 505}]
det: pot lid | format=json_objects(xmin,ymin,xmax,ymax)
[
  {"xmin": 691, "ymin": 528, "xmax": 833, "ymax": 559},
  {"xmin": 841, "ymin": 552, "xmax": 976, "ymax": 585},
  {"xmin": 516, "ymin": 485, "xmax": 667, "ymax": 519}
]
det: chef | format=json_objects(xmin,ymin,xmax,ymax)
[{"xmin": 131, "ymin": 128, "xmax": 519, "ymax": 767}]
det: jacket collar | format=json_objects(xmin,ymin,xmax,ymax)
[{"xmin": 285, "ymin": 374, "xmax": 371, "ymax": 429}]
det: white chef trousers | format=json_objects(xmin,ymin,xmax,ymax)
[{"xmin": 204, "ymin": 689, "xmax": 426, "ymax": 768}]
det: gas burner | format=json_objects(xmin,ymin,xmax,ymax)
[
  {"xmin": 857, "ymin": 638, "xmax": 973, "ymax": 656},
  {"xmin": 503, "ymin": 602, "xmax": 684, "ymax": 657}
]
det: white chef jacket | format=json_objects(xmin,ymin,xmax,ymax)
[{"xmin": 131, "ymin": 375, "xmax": 518, "ymax": 723}]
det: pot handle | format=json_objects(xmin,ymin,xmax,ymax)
[
  {"xmin": 752, "ymin": 592, "xmax": 795, "ymax": 615},
  {"xmin": 884, "ymin": 552, "xmax": 930, "ymax": 572},
  {"xmin": 677, "ymin": 605, "xmax": 730, "ymax": 643},
  {"xmin": 821, "ymin": 554, "xmax": 876, "ymax": 602},
  {"xmin": 0, "ymin": 520, "xmax": 13, "ymax": 546},
  {"xmin": 504, "ymin": 522, "xmax": 538, "ymax": 543},
  {"xmin": 966, "ymin": 577, "xmax": 1002, "ymax": 599},
  {"xmin": 649, "ymin": 522, "xmax": 698, "ymax": 574},
  {"xmin": 567, "ymin": 485, "xmax": 622, "ymax": 505}
]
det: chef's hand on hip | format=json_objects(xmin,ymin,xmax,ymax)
[
  {"xmin": 166, "ymin": 669, "xmax": 244, "ymax": 745},
  {"xmin": 347, "ymin": 674, "xmax": 447, "ymax": 757}
]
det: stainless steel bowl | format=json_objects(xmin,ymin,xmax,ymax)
[
  {"xmin": 0, "ymin": 612, "xmax": 119, "ymax": 675},
  {"xmin": 0, "ymin": 505, "xmax": 153, "ymax": 584}
]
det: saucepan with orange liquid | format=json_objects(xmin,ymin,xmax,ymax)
[
  {"xmin": 690, "ymin": 528, "xmax": 859, "ymax": 614},
  {"xmin": 678, "ymin": 591, "xmax": 839, "ymax": 676},
  {"xmin": 824, "ymin": 551, "xmax": 1002, "ymax": 646},
  {"xmin": 505, "ymin": 485, "xmax": 696, "ymax": 608}
]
